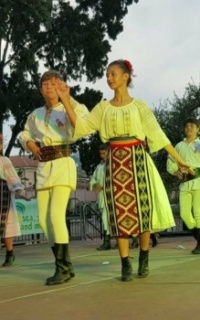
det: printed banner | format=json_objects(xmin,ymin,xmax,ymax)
[{"xmin": 15, "ymin": 199, "xmax": 43, "ymax": 235}]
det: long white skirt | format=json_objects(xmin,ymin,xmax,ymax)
[{"xmin": 147, "ymin": 153, "xmax": 175, "ymax": 232}]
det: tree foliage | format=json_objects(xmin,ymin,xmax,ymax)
[{"xmin": 0, "ymin": 0, "xmax": 138, "ymax": 155}]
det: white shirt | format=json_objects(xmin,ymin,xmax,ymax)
[
  {"xmin": 19, "ymin": 99, "xmax": 88, "ymax": 190},
  {"xmin": 167, "ymin": 138, "xmax": 200, "ymax": 191}
]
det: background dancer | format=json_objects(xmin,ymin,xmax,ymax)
[
  {"xmin": 0, "ymin": 136, "xmax": 29, "ymax": 266},
  {"xmin": 90, "ymin": 144, "xmax": 111, "ymax": 250},
  {"xmin": 167, "ymin": 117, "xmax": 200, "ymax": 254},
  {"xmin": 54, "ymin": 59, "xmax": 193, "ymax": 282},
  {"xmin": 19, "ymin": 70, "xmax": 88, "ymax": 285}
]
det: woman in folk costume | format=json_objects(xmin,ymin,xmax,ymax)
[
  {"xmin": 19, "ymin": 70, "xmax": 88, "ymax": 285},
  {"xmin": 0, "ymin": 135, "xmax": 28, "ymax": 266},
  {"xmin": 54, "ymin": 59, "xmax": 193, "ymax": 282}
]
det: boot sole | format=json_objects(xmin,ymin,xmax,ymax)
[
  {"xmin": 46, "ymin": 276, "xmax": 71, "ymax": 285},
  {"xmin": 121, "ymin": 277, "xmax": 133, "ymax": 282},
  {"xmin": 137, "ymin": 273, "xmax": 149, "ymax": 278},
  {"xmin": 2, "ymin": 257, "xmax": 15, "ymax": 267}
]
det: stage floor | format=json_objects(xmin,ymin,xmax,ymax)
[{"xmin": 0, "ymin": 237, "xmax": 200, "ymax": 320}]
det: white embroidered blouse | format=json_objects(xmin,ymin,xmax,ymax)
[{"xmin": 74, "ymin": 99, "xmax": 170, "ymax": 153}]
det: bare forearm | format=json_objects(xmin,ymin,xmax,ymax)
[{"xmin": 164, "ymin": 144, "xmax": 183, "ymax": 163}]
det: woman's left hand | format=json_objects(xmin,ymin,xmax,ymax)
[{"xmin": 177, "ymin": 160, "xmax": 195, "ymax": 175}]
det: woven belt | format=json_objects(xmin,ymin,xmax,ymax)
[
  {"xmin": 40, "ymin": 144, "xmax": 71, "ymax": 162},
  {"xmin": 109, "ymin": 136, "xmax": 146, "ymax": 148}
]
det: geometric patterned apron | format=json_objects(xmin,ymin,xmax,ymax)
[
  {"xmin": 0, "ymin": 179, "xmax": 11, "ymax": 238},
  {"xmin": 104, "ymin": 137, "xmax": 153, "ymax": 237}
]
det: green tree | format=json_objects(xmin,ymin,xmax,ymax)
[
  {"xmin": 0, "ymin": 0, "xmax": 52, "ymax": 133},
  {"xmin": 0, "ymin": 0, "xmax": 139, "ymax": 155}
]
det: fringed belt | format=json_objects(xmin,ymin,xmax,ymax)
[
  {"xmin": 109, "ymin": 136, "xmax": 146, "ymax": 148},
  {"xmin": 40, "ymin": 144, "xmax": 71, "ymax": 162}
]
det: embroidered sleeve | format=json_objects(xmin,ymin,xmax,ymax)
[
  {"xmin": 138, "ymin": 101, "xmax": 171, "ymax": 153},
  {"xmin": 73, "ymin": 102, "xmax": 104, "ymax": 140}
]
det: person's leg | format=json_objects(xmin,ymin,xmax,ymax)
[
  {"xmin": 138, "ymin": 231, "xmax": 150, "ymax": 277},
  {"xmin": 179, "ymin": 191, "xmax": 195, "ymax": 229},
  {"xmin": 150, "ymin": 233, "xmax": 158, "ymax": 247},
  {"xmin": 4, "ymin": 237, "xmax": 13, "ymax": 250},
  {"xmin": 46, "ymin": 186, "xmax": 73, "ymax": 285},
  {"xmin": 37, "ymin": 188, "xmax": 54, "ymax": 245},
  {"xmin": 97, "ymin": 207, "xmax": 111, "ymax": 250},
  {"xmin": 139, "ymin": 231, "xmax": 150, "ymax": 250},
  {"xmin": 129, "ymin": 236, "xmax": 139, "ymax": 249},
  {"xmin": 191, "ymin": 189, "xmax": 200, "ymax": 254},
  {"xmin": 2, "ymin": 237, "xmax": 15, "ymax": 267},
  {"xmin": 117, "ymin": 237, "xmax": 133, "ymax": 282},
  {"xmin": 50, "ymin": 186, "xmax": 70, "ymax": 244}
]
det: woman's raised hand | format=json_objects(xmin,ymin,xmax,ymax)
[{"xmin": 55, "ymin": 79, "xmax": 70, "ymax": 102}]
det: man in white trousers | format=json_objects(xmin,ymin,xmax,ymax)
[{"xmin": 167, "ymin": 117, "xmax": 200, "ymax": 254}]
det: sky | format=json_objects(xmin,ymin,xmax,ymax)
[
  {"xmin": 4, "ymin": 0, "xmax": 200, "ymax": 154},
  {"xmin": 89, "ymin": 0, "xmax": 200, "ymax": 106}
]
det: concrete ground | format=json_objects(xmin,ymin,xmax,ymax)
[{"xmin": 0, "ymin": 236, "xmax": 200, "ymax": 320}]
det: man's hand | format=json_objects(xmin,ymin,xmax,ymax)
[{"xmin": 26, "ymin": 141, "xmax": 42, "ymax": 161}]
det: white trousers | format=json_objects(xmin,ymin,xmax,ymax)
[
  {"xmin": 37, "ymin": 186, "xmax": 71, "ymax": 244},
  {"xmin": 179, "ymin": 189, "xmax": 200, "ymax": 229},
  {"xmin": 100, "ymin": 207, "xmax": 110, "ymax": 235}
]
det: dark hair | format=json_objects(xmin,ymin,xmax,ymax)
[
  {"xmin": 98, "ymin": 143, "xmax": 109, "ymax": 151},
  {"xmin": 107, "ymin": 59, "xmax": 134, "ymax": 87},
  {"xmin": 184, "ymin": 117, "xmax": 199, "ymax": 128},
  {"xmin": 39, "ymin": 70, "xmax": 63, "ymax": 87}
]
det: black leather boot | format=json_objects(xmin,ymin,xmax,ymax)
[
  {"xmin": 51, "ymin": 245, "xmax": 75, "ymax": 278},
  {"xmin": 121, "ymin": 257, "xmax": 133, "ymax": 282},
  {"xmin": 97, "ymin": 231, "xmax": 111, "ymax": 250},
  {"xmin": 2, "ymin": 251, "xmax": 15, "ymax": 267},
  {"xmin": 191, "ymin": 229, "xmax": 200, "ymax": 254},
  {"xmin": 191, "ymin": 228, "xmax": 198, "ymax": 240},
  {"xmin": 150, "ymin": 233, "xmax": 158, "ymax": 247},
  {"xmin": 46, "ymin": 244, "xmax": 71, "ymax": 285},
  {"xmin": 138, "ymin": 249, "xmax": 149, "ymax": 278},
  {"xmin": 129, "ymin": 236, "xmax": 139, "ymax": 249}
]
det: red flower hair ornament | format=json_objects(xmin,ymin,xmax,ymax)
[{"xmin": 123, "ymin": 60, "xmax": 133, "ymax": 72}]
